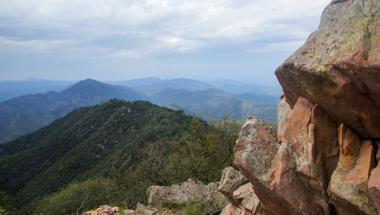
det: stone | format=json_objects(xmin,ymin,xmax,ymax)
[
  {"xmin": 328, "ymin": 124, "xmax": 376, "ymax": 215},
  {"xmin": 218, "ymin": 167, "xmax": 248, "ymax": 203},
  {"xmin": 369, "ymin": 161, "xmax": 380, "ymax": 214},
  {"xmin": 147, "ymin": 178, "xmax": 228, "ymax": 214},
  {"xmin": 275, "ymin": 0, "xmax": 380, "ymax": 139}
]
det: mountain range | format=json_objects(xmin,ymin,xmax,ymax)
[
  {"xmin": 0, "ymin": 78, "xmax": 281, "ymax": 103},
  {"xmin": 0, "ymin": 78, "xmax": 278, "ymax": 143}
]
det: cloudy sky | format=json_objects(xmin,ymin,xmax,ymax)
[{"xmin": 0, "ymin": 0, "xmax": 330, "ymax": 85}]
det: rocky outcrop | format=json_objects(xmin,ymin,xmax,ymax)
[
  {"xmin": 276, "ymin": 0, "xmax": 380, "ymax": 139},
  {"xmin": 86, "ymin": 179, "xmax": 227, "ymax": 215},
  {"xmin": 147, "ymin": 178, "xmax": 228, "ymax": 214},
  {"xmin": 231, "ymin": 1, "xmax": 380, "ymax": 214}
]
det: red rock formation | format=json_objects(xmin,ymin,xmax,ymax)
[{"xmin": 232, "ymin": 2, "xmax": 380, "ymax": 214}]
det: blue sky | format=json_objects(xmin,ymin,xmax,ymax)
[{"xmin": 0, "ymin": 0, "xmax": 330, "ymax": 85}]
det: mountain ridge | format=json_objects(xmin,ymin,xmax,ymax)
[{"xmin": 0, "ymin": 79, "xmax": 277, "ymax": 144}]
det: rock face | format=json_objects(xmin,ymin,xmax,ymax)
[
  {"xmin": 231, "ymin": 1, "xmax": 380, "ymax": 214},
  {"xmin": 276, "ymin": 0, "xmax": 380, "ymax": 139},
  {"xmin": 147, "ymin": 178, "xmax": 228, "ymax": 214}
]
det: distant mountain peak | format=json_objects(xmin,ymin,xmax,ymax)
[
  {"xmin": 70, "ymin": 78, "xmax": 103, "ymax": 87},
  {"xmin": 80, "ymin": 78, "xmax": 98, "ymax": 83}
]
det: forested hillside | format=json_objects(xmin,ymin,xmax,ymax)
[{"xmin": 0, "ymin": 100, "xmax": 240, "ymax": 214}]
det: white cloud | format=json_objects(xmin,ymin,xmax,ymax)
[{"xmin": 0, "ymin": 0, "xmax": 330, "ymax": 57}]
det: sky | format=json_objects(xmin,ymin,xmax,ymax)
[{"xmin": 0, "ymin": 0, "xmax": 330, "ymax": 85}]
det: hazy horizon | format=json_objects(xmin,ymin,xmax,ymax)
[{"xmin": 0, "ymin": 76, "xmax": 282, "ymax": 87}]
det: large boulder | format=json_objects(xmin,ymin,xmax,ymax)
[
  {"xmin": 275, "ymin": 0, "xmax": 380, "ymax": 139},
  {"xmin": 234, "ymin": 117, "xmax": 292, "ymax": 214},
  {"xmin": 147, "ymin": 178, "xmax": 228, "ymax": 214}
]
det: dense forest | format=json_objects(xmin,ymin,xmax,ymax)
[{"xmin": 0, "ymin": 99, "xmax": 241, "ymax": 214}]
